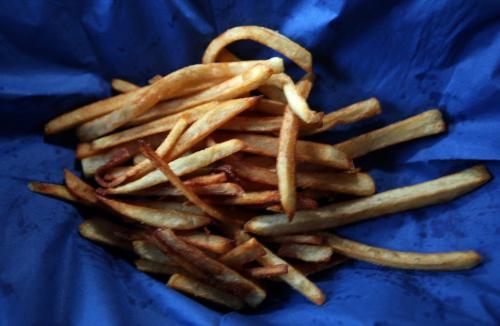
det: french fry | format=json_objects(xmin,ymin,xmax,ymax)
[
  {"xmin": 278, "ymin": 244, "xmax": 333, "ymax": 263},
  {"xmin": 169, "ymin": 97, "xmax": 259, "ymax": 159},
  {"xmin": 264, "ymin": 234, "xmax": 324, "ymax": 245},
  {"xmin": 108, "ymin": 118, "xmax": 188, "ymax": 187},
  {"xmin": 154, "ymin": 229, "xmax": 266, "ymax": 307},
  {"xmin": 301, "ymin": 98, "xmax": 381, "ymax": 135},
  {"xmin": 257, "ymin": 84, "xmax": 287, "ymax": 102},
  {"xmin": 225, "ymin": 156, "xmax": 374, "ymax": 195},
  {"xmin": 79, "ymin": 217, "xmax": 133, "ymax": 251},
  {"xmin": 111, "ymin": 79, "xmax": 140, "ymax": 93},
  {"xmin": 183, "ymin": 173, "xmax": 227, "ymax": 186},
  {"xmin": 334, "ymin": 109, "xmax": 445, "ymax": 158},
  {"xmin": 133, "ymin": 240, "xmax": 182, "ymax": 266},
  {"xmin": 203, "ymin": 26, "xmax": 312, "ymax": 72},
  {"xmin": 247, "ymin": 264, "xmax": 288, "ymax": 278},
  {"xmin": 97, "ymin": 196, "xmax": 212, "ymax": 230},
  {"xmin": 128, "ymin": 60, "xmax": 281, "ymax": 125},
  {"xmin": 130, "ymin": 200, "xmax": 204, "ymax": 215},
  {"xmin": 323, "ymin": 233, "xmax": 482, "ymax": 270},
  {"xmin": 105, "ymin": 139, "xmax": 244, "ymax": 195},
  {"xmin": 28, "ymin": 182, "xmax": 82, "ymax": 204},
  {"xmin": 64, "ymin": 169, "xmax": 99, "ymax": 206},
  {"xmin": 139, "ymin": 142, "xmax": 227, "ymax": 223},
  {"xmin": 295, "ymin": 256, "xmax": 349, "ymax": 276},
  {"xmin": 221, "ymin": 116, "xmax": 283, "ymax": 132},
  {"xmin": 277, "ymin": 108, "xmax": 298, "ymax": 220},
  {"xmin": 216, "ymin": 133, "xmax": 352, "ymax": 169},
  {"xmin": 219, "ymin": 238, "xmax": 266, "ymax": 269},
  {"xmin": 180, "ymin": 231, "xmax": 234, "ymax": 255},
  {"xmin": 168, "ymin": 273, "xmax": 244, "ymax": 310},
  {"xmin": 135, "ymin": 259, "xmax": 186, "ymax": 276},
  {"xmin": 252, "ymin": 98, "xmax": 285, "ymax": 116},
  {"xmin": 133, "ymin": 183, "xmax": 244, "ymax": 197},
  {"xmin": 149, "ymin": 75, "xmax": 163, "ymax": 84},
  {"xmin": 94, "ymin": 148, "xmax": 132, "ymax": 188},
  {"xmin": 245, "ymin": 165, "xmax": 491, "ymax": 236}
]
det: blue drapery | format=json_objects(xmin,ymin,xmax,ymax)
[{"xmin": 1, "ymin": 1, "xmax": 499, "ymax": 325}]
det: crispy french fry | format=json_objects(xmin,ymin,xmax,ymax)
[
  {"xmin": 98, "ymin": 196, "xmax": 211, "ymax": 230},
  {"xmin": 183, "ymin": 173, "xmax": 227, "ymax": 186},
  {"xmin": 245, "ymin": 165, "xmax": 491, "ymax": 236},
  {"xmin": 301, "ymin": 98, "xmax": 381, "ymax": 135},
  {"xmin": 264, "ymin": 234, "xmax": 324, "ymax": 245},
  {"xmin": 135, "ymin": 259, "xmax": 186, "ymax": 275},
  {"xmin": 94, "ymin": 148, "xmax": 132, "ymax": 188},
  {"xmin": 169, "ymin": 97, "xmax": 259, "ymax": 159},
  {"xmin": 221, "ymin": 116, "xmax": 283, "ymax": 132},
  {"xmin": 28, "ymin": 182, "xmax": 82, "ymax": 204},
  {"xmin": 130, "ymin": 201, "xmax": 204, "ymax": 215},
  {"xmin": 108, "ymin": 118, "xmax": 188, "ymax": 187},
  {"xmin": 168, "ymin": 273, "xmax": 244, "ymax": 310},
  {"xmin": 216, "ymin": 133, "xmax": 352, "ymax": 169},
  {"xmin": 111, "ymin": 79, "xmax": 140, "ymax": 93},
  {"xmin": 64, "ymin": 169, "xmax": 99, "ymax": 206},
  {"xmin": 133, "ymin": 240, "xmax": 182, "ymax": 266},
  {"xmin": 225, "ymin": 156, "xmax": 374, "ymax": 196},
  {"xmin": 129, "ymin": 60, "xmax": 281, "ymax": 124},
  {"xmin": 133, "ymin": 183, "xmax": 244, "ymax": 197},
  {"xmin": 79, "ymin": 217, "xmax": 132, "ymax": 250},
  {"xmin": 278, "ymin": 244, "xmax": 333, "ymax": 263},
  {"xmin": 277, "ymin": 108, "xmax": 298, "ymax": 220},
  {"xmin": 203, "ymin": 26, "xmax": 312, "ymax": 72},
  {"xmin": 219, "ymin": 238, "xmax": 266, "ymax": 269},
  {"xmin": 180, "ymin": 231, "xmax": 234, "ymax": 255},
  {"xmin": 155, "ymin": 229, "xmax": 266, "ymax": 307},
  {"xmin": 247, "ymin": 264, "xmax": 288, "ymax": 278},
  {"xmin": 334, "ymin": 109, "xmax": 445, "ymax": 158},
  {"xmin": 139, "ymin": 142, "xmax": 227, "ymax": 223},
  {"xmin": 323, "ymin": 233, "xmax": 481, "ymax": 270},
  {"xmin": 105, "ymin": 139, "xmax": 244, "ymax": 195}
]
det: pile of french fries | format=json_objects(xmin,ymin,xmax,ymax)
[{"xmin": 29, "ymin": 26, "xmax": 491, "ymax": 309}]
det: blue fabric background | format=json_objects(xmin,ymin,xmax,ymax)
[{"xmin": 1, "ymin": 1, "xmax": 499, "ymax": 325}]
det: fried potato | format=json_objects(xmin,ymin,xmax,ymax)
[
  {"xmin": 278, "ymin": 244, "xmax": 333, "ymax": 263},
  {"xmin": 219, "ymin": 238, "xmax": 266, "ymax": 269},
  {"xmin": 64, "ymin": 169, "xmax": 99, "ymax": 206},
  {"xmin": 247, "ymin": 264, "xmax": 288, "ymax": 278},
  {"xmin": 111, "ymin": 79, "xmax": 140, "ymax": 93},
  {"xmin": 28, "ymin": 182, "xmax": 82, "ymax": 204},
  {"xmin": 79, "ymin": 217, "xmax": 133, "ymax": 251}
]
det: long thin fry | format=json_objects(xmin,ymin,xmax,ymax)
[
  {"xmin": 277, "ymin": 108, "xmax": 298, "ymax": 220},
  {"xmin": 301, "ymin": 98, "xmax": 381, "ymax": 135},
  {"xmin": 278, "ymin": 244, "xmax": 333, "ymax": 263},
  {"xmin": 64, "ymin": 169, "xmax": 99, "ymax": 205},
  {"xmin": 323, "ymin": 233, "xmax": 481, "ymax": 270},
  {"xmin": 219, "ymin": 238, "xmax": 266, "ymax": 269},
  {"xmin": 168, "ymin": 273, "xmax": 244, "ymax": 310},
  {"xmin": 135, "ymin": 260, "xmax": 186, "ymax": 276},
  {"xmin": 244, "ymin": 165, "xmax": 491, "ymax": 235},
  {"xmin": 105, "ymin": 139, "xmax": 244, "ymax": 195},
  {"xmin": 216, "ymin": 133, "xmax": 352, "ymax": 169},
  {"xmin": 220, "ymin": 116, "xmax": 283, "ymax": 132},
  {"xmin": 79, "ymin": 218, "xmax": 132, "ymax": 251},
  {"xmin": 203, "ymin": 26, "xmax": 313, "ymax": 72},
  {"xmin": 180, "ymin": 231, "xmax": 234, "ymax": 255},
  {"xmin": 334, "ymin": 109, "xmax": 445, "ymax": 158},
  {"xmin": 133, "ymin": 183, "xmax": 244, "ymax": 197},
  {"xmin": 247, "ymin": 265, "xmax": 288, "ymax": 278},
  {"xmin": 109, "ymin": 118, "xmax": 188, "ymax": 187},
  {"xmin": 111, "ymin": 79, "xmax": 140, "ymax": 93},
  {"xmin": 139, "ymin": 142, "xmax": 227, "ymax": 222},
  {"xmin": 131, "ymin": 201, "xmax": 204, "ymax": 215},
  {"xmin": 97, "ymin": 196, "xmax": 212, "ymax": 230},
  {"xmin": 184, "ymin": 173, "xmax": 227, "ymax": 186},
  {"xmin": 225, "ymin": 156, "xmax": 374, "ymax": 195},
  {"xmin": 129, "ymin": 60, "xmax": 281, "ymax": 124},
  {"xmin": 28, "ymin": 182, "xmax": 82, "ymax": 204},
  {"xmin": 154, "ymin": 229, "xmax": 266, "ymax": 307}
]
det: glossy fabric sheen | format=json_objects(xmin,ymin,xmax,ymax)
[{"xmin": 1, "ymin": 1, "xmax": 499, "ymax": 325}]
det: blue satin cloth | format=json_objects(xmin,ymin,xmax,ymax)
[{"xmin": 1, "ymin": 1, "xmax": 499, "ymax": 325}]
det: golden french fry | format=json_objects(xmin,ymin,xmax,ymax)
[
  {"xmin": 168, "ymin": 273, "xmax": 244, "ymax": 310},
  {"xmin": 105, "ymin": 139, "xmax": 244, "ymax": 195},
  {"xmin": 111, "ymin": 79, "xmax": 140, "ymax": 93},
  {"xmin": 245, "ymin": 165, "xmax": 491, "ymax": 236},
  {"xmin": 28, "ymin": 182, "xmax": 83, "ymax": 204},
  {"xmin": 135, "ymin": 259, "xmax": 186, "ymax": 276},
  {"xmin": 301, "ymin": 98, "xmax": 381, "ymax": 135},
  {"xmin": 133, "ymin": 183, "xmax": 244, "ymax": 197},
  {"xmin": 323, "ymin": 233, "xmax": 481, "ymax": 270},
  {"xmin": 247, "ymin": 264, "xmax": 288, "ymax": 278},
  {"xmin": 334, "ymin": 109, "xmax": 445, "ymax": 158},
  {"xmin": 221, "ymin": 116, "xmax": 283, "ymax": 132},
  {"xmin": 264, "ymin": 234, "xmax": 324, "ymax": 245},
  {"xmin": 64, "ymin": 169, "xmax": 99, "ymax": 206},
  {"xmin": 98, "ymin": 196, "xmax": 212, "ymax": 230},
  {"xmin": 139, "ymin": 142, "xmax": 227, "ymax": 223},
  {"xmin": 219, "ymin": 238, "xmax": 266, "ymax": 269},
  {"xmin": 94, "ymin": 148, "xmax": 132, "ymax": 188},
  {"xmin": 203, "ymin": 26, "xmax": 312, "ymax": 72},
  {"xmin": 277, "ymin": 108, "xmax": 298, "ymax": 220},
  {"xmin": 130, "ymin": 201, "xmax": 204, "ymax": 215},
  {"xmin": 225, "ymin": 155, "xmax": 374, "ymax": 196},
  {"xmin": 183, "ymin": 173, "xmax": 227, "ymax": 186},
  {"xmin": 180, "ymin": 231, "xmax": 234, "ymax": 255},
  {"xmin": 79, "ymin": 217, "xmax": 132, "ymax": 251},
  {"xmin": 216, "ymin": 133, "xmax": 352, "ymax": 169},
  {"xmin": 155, "ymin": 229, "xmax": 266, "ymax": 307},
  {"xmin": 109, "ymin": 118, "xmax": 188, "ymax": 187},
  {"xmin": 278, "ymin": 243, "xmax": 333, "ymax": 263}
]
